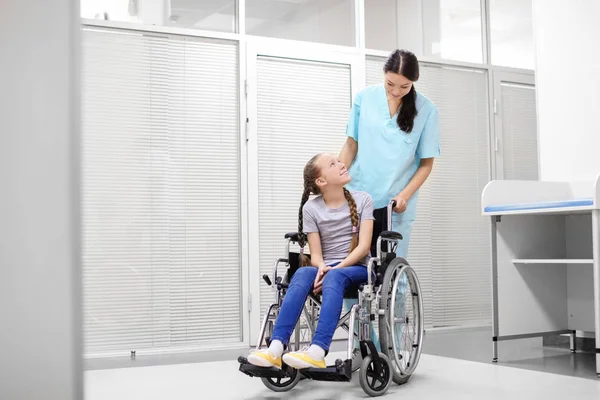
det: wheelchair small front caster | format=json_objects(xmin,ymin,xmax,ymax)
[
  {"xmin": 359, "ymin": 353, "xmax": 393, "ymax": 397},
  {"xmin": 335, "ymin": 359, "xmax": 344, "ymax": 371},
  {"xmin": 260, "ymin": 368, "xmax": 301, "ymax": 393}
]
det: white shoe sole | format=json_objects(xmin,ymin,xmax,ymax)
[
  {"xmin": 247, "ymin": 354, "xmax": 280, "ymax": 369},
  {"xmin": 282, "ymin": 354, "xmax": 324, "ymax": 370}
]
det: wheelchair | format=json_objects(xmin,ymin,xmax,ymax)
[{"xmin": 238, "ymin": 201, "xmax": 425, "ymax": 397}]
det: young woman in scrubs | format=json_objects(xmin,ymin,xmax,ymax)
[
  {"xmin": 339, "ymin": 49, "xmax": 440, "ymax": 349},
  {"xmin": 341, "ymin": 48, "xmax": 439, "ymax": 258}
]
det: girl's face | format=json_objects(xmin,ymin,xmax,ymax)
[
  {"xmin": 384, "ymin": 71, "xmax": 413, "ymax": 100},
  {"xmin": 314, "ymin": 153, "xmax": 351, "ymax": 189}
]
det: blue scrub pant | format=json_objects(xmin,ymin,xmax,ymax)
[
  {"xmin": 342, "ymin": 219, "xmax": 414, "ymax": 350},
  {"xmin": 271, "ymin": 264, "xmax": 368, "ymax": 352}
]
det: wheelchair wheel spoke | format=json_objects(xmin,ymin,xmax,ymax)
[
  {"xmin": 372, "ymin": 376, "xmax": 382, "ymax": 388},
  {"xmin": 367, "ymin": 370, "xmax": 380, "ymax": 387},
  {"xmin": 400, "ymin": 287, "xmax": 418, "ymax": 370},
  {"xmin": 368, "ymin": 375, "xmax": 377, "ymax": 388},
  {"xmin": 402, "ymin": 329, "xmax": 412, "ymax": 368},
  {"xmin": 389, "ymin": 270, "xmax": 419, "ymax": 373},
  {"xmin": 378, "ymin": 260, "xmax": 424, "ymax": 382}
]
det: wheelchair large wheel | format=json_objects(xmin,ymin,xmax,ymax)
[
  {"xmin": 260, "ymin": 369, "xmax": 301, "ymax": 392},
  {"xmin": 378, "ymin": 257, "xmax": 424, "ymax": 385}
]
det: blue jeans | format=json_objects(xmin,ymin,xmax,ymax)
[{"xmin": 271, "ymin": 265, "xmax": 368, "ymax": 352}]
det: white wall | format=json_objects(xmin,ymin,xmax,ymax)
[
  {"xmin": 0, "ymin": 1, "xmax": 81, "ymax": 399},
  {"xmin": 533, "ymin": 0, "xmax": 600, "ymax": 181}
]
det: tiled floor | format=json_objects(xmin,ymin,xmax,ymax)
[{"xmin": 85, "ymin": 350, "xmax": 600, "ymax": 400}]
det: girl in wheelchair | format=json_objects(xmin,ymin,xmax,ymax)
[{"xmin": 247, "ymin": 152, "xmax": 375, "ymax": 370}]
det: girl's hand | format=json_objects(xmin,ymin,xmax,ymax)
[{"xmin": 313, "ymin": 263, "xmax": 332, "ymax": 294}]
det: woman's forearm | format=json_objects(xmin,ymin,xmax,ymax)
[
  {"xmin": 399, "ymin": 158, "xmax": 434, "ymax": 199},
  {"xmin": 339, "ymin": 137, "xmax": 358, "ymax": 168}
]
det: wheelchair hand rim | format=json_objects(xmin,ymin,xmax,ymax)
[{"xmin": 389, "ymin": 263, "xmax": 424, "ymax": 377}]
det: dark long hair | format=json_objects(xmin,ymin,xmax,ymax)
[{"xmin": 384, "ymin": 49, "xmax": 419, "ymax": 133}]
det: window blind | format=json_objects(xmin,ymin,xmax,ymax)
[
  {"xmin": 366, "ymin": 57, "xmax": 492, "ymax": 329},
  {"xmin": 81, "ymin": 27, "xmax": 241, "ymax": 356},
  {"xmin": 255, "ymin": 57, "xmax": 351, "ymax": 321},
  {"xmin": 500, "ymin": 83, "xmax": 538, "ymax": 180}
]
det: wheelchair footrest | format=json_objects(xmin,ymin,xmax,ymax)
[
  {"xmin": 299, "ymin": 359, "xmax": 352, "ymax": 382},
  {"xmin": 237, "ymin": 356, "xmax": 294, "ymax": 379}
]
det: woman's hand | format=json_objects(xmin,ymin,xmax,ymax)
[
  {"xmin": 392, "ymin": 158, "xmax": 434, "ymax": 214},
  {"xmin": 313, "ymin": 263, "xmax": 332, "ymax": 294},
  {"xmin": 392, "ymin": 193, "xmax": 409, "ymax": 213}
]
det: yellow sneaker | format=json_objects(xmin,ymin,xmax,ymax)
[
  {"xmin": 283, "ymin": 350, "xmax": 326, "ymax": 369},
  {"xmin": 247, "ymin": 349, "xmax": 282, "ymax": 369}
]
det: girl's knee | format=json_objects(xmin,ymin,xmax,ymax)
[
  {"xmin": 322, "ymin": 268, "xmax": 345, "ymax": 288},
  {"xmin": 291, "ymin": 266, "xmax": 317, "ymax": 283}
]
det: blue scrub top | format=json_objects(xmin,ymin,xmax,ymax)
[{"xmin": 345, "ymin": 84, "xmax": 440, "ymax": 222}]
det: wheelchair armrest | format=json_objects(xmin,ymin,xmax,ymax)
[
  {"xmin": 284, "ymin": 232, "xmax": 300, "ymax": 242},
  {"xmin": 380, "ymin": 230, "xmax": 403, "ymax": 241}
]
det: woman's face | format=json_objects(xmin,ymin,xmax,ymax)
[{"xmin": 384, "ymin": 72, "xmax": 413, "ymax": 100}]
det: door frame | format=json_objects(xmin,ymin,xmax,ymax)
[
  {"xmin": 492, "ymin": 71, "xmax": 536, "ymax": 180},
  {"xmin": 245, "ymin": 37, "xmax": 363, "ymax": 345}
]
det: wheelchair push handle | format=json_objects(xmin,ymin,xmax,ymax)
[
  {"xmin": 387, "ymin": 200, "xmax": 397, "ymax": 231},
  {"xmin": 262, "ymin": 274, "xmax": 272, "ymax": 286},
  {"xmin": 264, "ymin": 273, "xmax": 287, "ymax": 289}
]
